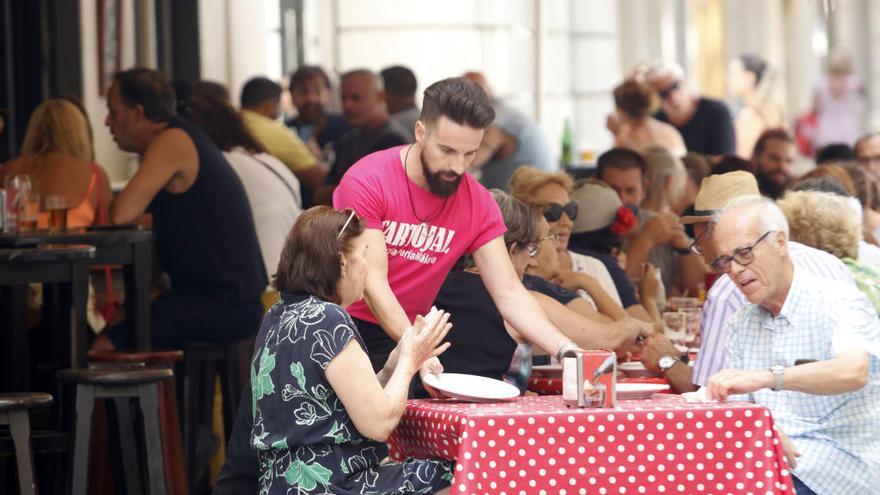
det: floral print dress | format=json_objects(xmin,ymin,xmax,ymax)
[{"xmin": 251, "ymin": 293, "xmax": 452, "ymax": 495}]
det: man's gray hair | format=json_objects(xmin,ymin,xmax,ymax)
[
  {"xmin": 712, "ymin": 195, "xmax": 789, "ymax": 238},
  {"xmin": 340, "ymin": 69, "xmax": 384, "ymax": 90}
]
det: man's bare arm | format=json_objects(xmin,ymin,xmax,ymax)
[
  {"xmin": 110, "ymin": 128, "xmax": 197, "ymax": 225},
  {"xmin": 360, "ymin": 228, "xmax": 412, "ymax": 341}
]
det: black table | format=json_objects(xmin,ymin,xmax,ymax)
[
  {"xmin": 0, "ymin": 227, "xmax": 154, "ymax": 350},
  {"xmin": 0, "ymin": 244, "xmax": 95, "ymax": 391}
]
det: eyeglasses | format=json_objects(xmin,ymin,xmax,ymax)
[
  {"xmin": 688, "ymin": 224, "xmax": 712, "ymax": 255},
  {"xmin": 543, "ymin": 202, "xmax": 578, "ymax": 222},
  {"xmin": 337, "ymin": 209, "xmax": 357, "ymax": 239},
  {"xmin": 528, "ymin": 233, "xmax": 561, "ymax": 257},
  {"xmin": 657, "ymin": 81, "xmax": 680, "ymax": 100},
  {"xmin": 858, "ymin": 155, "xmax": 880, "ymax": 165},
  {"xmin": 709, "ymin": 231, "xmax": 772, "ymax": 273}
]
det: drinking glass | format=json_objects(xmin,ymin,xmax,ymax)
[
  {"xmin": 44, "ymin": 194, "xmax": 68, "ymax": 231},
  {"xmin": 4, "ymin": 174, "xmax": 31, "ymax": 232},
  {"xmin": 678, "ymin": 307, "xmax": 701, "ymax": 352},
  {"xmin": 662, "ymin": 312, "xmax": 688, "ymax": 353},
  {"xmin": 666, "ymin": 296, "xmax": 701, "ymax": 312},
  {"xmin": 19, "ymin": 194, "xmax": 40, "ymax": 231}
]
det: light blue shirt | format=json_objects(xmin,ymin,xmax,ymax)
[
  {"xmin": 725, "ymin": 268, "xmax": 880, "ymax": 495},
  {"xmin": 693, "ymin": 241, "xmax": 855, "ymax": 387}
]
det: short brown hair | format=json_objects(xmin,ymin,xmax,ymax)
[
  {"xmin": 613, "ymin": 79, "xmax": 657, "ymax": 119},
  {"xmin": 273, "ymin": 207, "xmax": 364, "ymax": 304},
  {"xmin": 420, "ymin": 77, "xmax": 495, "ymax": 129},
  {"xmin": 752, "ymin": 128, "xmax": 794, "ymax": 158},
  {"xmin": 798, "ymin": 164, "xmax": 856, "ymax": 196}
]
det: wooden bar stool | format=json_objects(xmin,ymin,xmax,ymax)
[
  {"xmin": 87, "ymin": 350, "xmax": 187, "ymax": 495},
  {"xmin": 58, "ymin": 368, "xmax": 173, "ymax": 495},
  {"xmin": 178, "ymin": 339, "xmax": 250, "ymax": 492},
  {"xmin": 0, "ymin": 393, "xmax": 53, "ymax": 495}
]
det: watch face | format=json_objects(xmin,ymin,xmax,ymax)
[{"xmin": 659, "ymin": 356, "xmax": 677, "ymax": 370}]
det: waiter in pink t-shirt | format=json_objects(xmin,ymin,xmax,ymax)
[{"xmin": 334, "ymin": 77, "xmax": 587, "ymax": 372}]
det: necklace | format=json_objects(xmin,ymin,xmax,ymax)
[{"xmin": 403, "ymin": 144, "xmax": 448, "ymax": 234}]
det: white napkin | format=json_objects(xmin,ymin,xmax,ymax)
[{"xmin": 682, "ymin": 386, "xmax": 719, "ymax": 403}]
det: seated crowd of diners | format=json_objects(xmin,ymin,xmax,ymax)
[{"xmin": 2, "ymin": 58, "xmax": 879, "ymax": 495}]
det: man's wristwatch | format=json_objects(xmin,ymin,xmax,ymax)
[
  {"xmin": 658, "ymin": 355, "xmax": 680, "ymax": 373},
  {"xmin": 769, "ymin": 365, "xmax": 785, "ymax": 391}
]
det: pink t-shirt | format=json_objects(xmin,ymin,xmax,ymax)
[{"xmin": 333, "ymin": 145, "xmax": 507, "ymax": 324}]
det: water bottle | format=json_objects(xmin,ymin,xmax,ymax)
[{"xmin": 560, "ymin": 118, "xmax": 572, "ymax": 167}]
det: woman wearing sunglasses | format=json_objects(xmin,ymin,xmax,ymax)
[
  {"xmin": 250, "ymin": 207, "xmax": 454, "ymax": 495},
  {"xmin": 429, "ymin": 191, "xmax": 650, "ymax": 394},
  {"xmin": 510, "ymin": 167, "xmax": 657, "ymax": 324}
]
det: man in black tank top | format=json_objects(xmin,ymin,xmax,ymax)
[{"xmin": 97, "ymin": 68, "xmax": 266, "ymax": 350}]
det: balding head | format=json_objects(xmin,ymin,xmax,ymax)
[
  {"xmin": 340, "ymin": 69, "xmax": 387, "ymax": 129},
  {"xmin": 712, "ymin": 197, "xmax": 792, "ymax": 313}
]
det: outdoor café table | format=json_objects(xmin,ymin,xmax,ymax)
[
  {"xmin": 0, "ymin": 227, "xmax": 153, "ymax": 349},
  {"xmin": 0, "ymin": 244, "xmax": 95, "ymax": 391},
  {"xmin": 388, "ymin": 394, "xmax": 795, "ymax": 495}
]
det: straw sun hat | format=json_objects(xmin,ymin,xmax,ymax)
[{"xmin": 679, "ymin": 171, "xmax": 761, "ymax": 224}]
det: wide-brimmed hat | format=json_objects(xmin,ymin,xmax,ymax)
[
  {"xmin": 571, "ymin": 182, "xmax": 624, "ymax": 233},
  {"xmin": 680, "ymin": 171, "xmax": 761, "ymax": 224}
]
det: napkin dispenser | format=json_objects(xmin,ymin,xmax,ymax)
[{"xmin": 562, "ymin": 350, "xmax": 617, "ymax": 408}]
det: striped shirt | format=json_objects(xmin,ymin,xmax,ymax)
[
  {"xmin": 725, "ymin": 268, "xmax": 880, "ymax": 494},
  {"xmin": 692, "ymin": 242, "xmax": 854, "ymax": 387}
]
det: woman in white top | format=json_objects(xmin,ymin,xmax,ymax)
[{"xmin": 183, "ymin": 89, "xmax": 302, "ymax": 281}]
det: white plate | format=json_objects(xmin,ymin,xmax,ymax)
[
  {"xmin": 615, "ymin": 382, "xmax": 670, "ymax": 400},
  {"xmin": 422, "ymin": 373, "xmax": 520, "ymax": 402},
  {"xmin": 618, "ymin": 361, "xmax": 657, "ymax": 378}
]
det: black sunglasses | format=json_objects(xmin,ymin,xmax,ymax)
[
  {"xmin": 543, "ymin": 202, "xmax": 578, "ymax": 222},
  {"xmin": 658, "ymin": 81, "xmax": 680, "ymax": 100}
]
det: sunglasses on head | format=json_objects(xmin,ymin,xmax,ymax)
[
  {"xmin": 658, "ymin": 81, "xmax": 680, "ymax": 100},
  {"xmin": 543, "ymin": 202, "xmax": 578, "ymax": 222}
]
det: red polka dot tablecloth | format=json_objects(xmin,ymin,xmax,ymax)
[{"xmin": 388, "ymin": 394, "xmax": 794, "ymax": 495}]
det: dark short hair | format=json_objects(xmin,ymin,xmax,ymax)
[
  {"xmin": 420, "ymin": 77, "xmax": 495, "ymax": 129},
  {"xmin": 752, "ymin": 128, "xmax": 794, "ymax": 157},
  {"xmin": 815, "ymin": 143, "xmax": 855, "ymax": 165},
  {"xmin": 789, "ymin": 177, "xmax": 850, "ymax": 197},
  {"xmin": 490, "ymin": 189, "xmax": 539, "ymax": 250},
  {"xmin": 738, "ymin": 54, "xmax": 768, "ymax": 84},
  {"xmin": 114, "ymin": 68, "xmax": 176, "ymax": 123},
  {"xmin": 613, "ymin": 79, "xmax": 656, "ymax": 119},
  {"xmin": 273, "ymin": 207, "xmax": 364, "ymax": 304},
  {"xmin": 183, "ymin": 89, "xmax": 266, "ymax": 154},
  {"xmin": 381, "ymin": 65, "xmax": 418, "ymax": 98},
  {"xmin": 240, "ymin": 77, "xmax": 282, "ymax": 108},
  {"xmin": 712, "ymin": 155, "xmax": 756, "ymax": 175},
  {"xmin": 596, "ymin": 148, "xmax": 647, "ymax": 178},
  {"xmin": 289, "ymin": 65, "xmax": 331, "ymax": 91}
]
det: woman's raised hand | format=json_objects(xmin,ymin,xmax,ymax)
[{"xmin": 397, "ymin": 310, "xmax": 452, "ymax": 375}]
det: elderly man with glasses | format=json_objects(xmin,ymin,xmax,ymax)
[
  {"xmin": 642, "ymin": 60, "xmax": 736, "ymax": 156},
  {"xmin": 706, "ymin": 196, "xmax": 880, "ymax": 495},
  {"xmin": 639, "ymin": 172, "xmax": 855, "ymax": 394}
]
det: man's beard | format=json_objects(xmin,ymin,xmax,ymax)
[
  {"xmin": 756, "ymin": 169, "xmax": 788, "ymax": 200},
  {"xmin": 297, "ymin": 103, "xmax": 324, "ymax": 124},
  {"xmin": 421, "ymin": 150, "xmax": 462, "ymax": 198}
]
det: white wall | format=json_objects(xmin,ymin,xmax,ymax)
[{"xmin": 80, "ymin": 0, "xmax": 140, "ymax": 184}]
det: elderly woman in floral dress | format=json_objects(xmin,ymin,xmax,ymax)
[{"xmin": 251, "ymin": 206, "xmax": 453, "ymax": 495}]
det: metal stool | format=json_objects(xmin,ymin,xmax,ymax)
[
  {"xmin": 58, "ymin": 368, "xmax": 173, "ymax": 495},
  {"xmin": 0, "ymin": 393, "xmax": 53, "ymax": 495}
]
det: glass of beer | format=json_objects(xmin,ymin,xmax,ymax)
[
  {"xmin": 44, "ymin": 194, "xmax": 68, "ymax": 231},
  {"xmin": 19, "ymin": 194, "xmax": 39, "ymax": 232}
]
